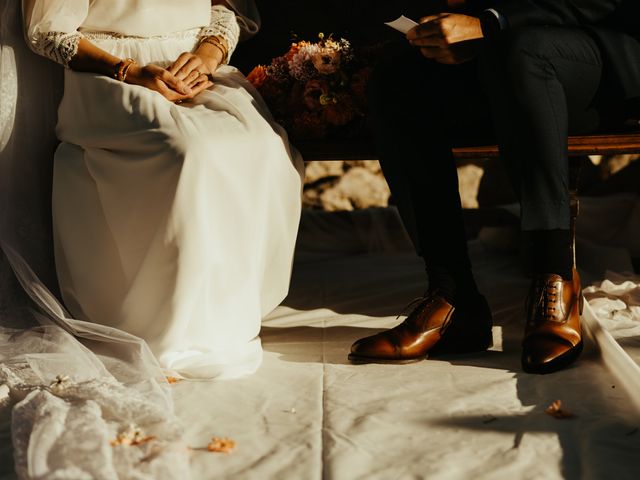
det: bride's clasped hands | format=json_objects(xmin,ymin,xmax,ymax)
[
  {"xmin": 127, "ymin": 45, "xmax": 224, "ymax": 102},
  {"xmin": 125, "ymin": 63, "xmax": 212, "ymax": 102}
]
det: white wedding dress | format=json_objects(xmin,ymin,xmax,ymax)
[
  {"xmin": 26, "ymin": 0, "xmax": 304, "ymax": 379},
  {"xmin": 0, "ymin": 1, "xmax": 302, "ymax": 477}
]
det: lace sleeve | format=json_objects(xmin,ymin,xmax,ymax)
[
  {"xmin": 198, "ymin": 5, "xmax": 241, "ymax": 63},
  {"xmin": 29, "ymin": 31, "xmax": 83, "ymax": 68},
  {"xmin": 23, "ymin": 0, "xmax": 89, "ymax": 68}
]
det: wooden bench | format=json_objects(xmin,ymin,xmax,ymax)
[
  {"xmin": 296, "ymin": 131, "xmax": 640, "ymax": 254},
  {"xmin": 452, "ymin": 132, "xmax": 640, "ymax": 160},
  {"xmin": 295, "ymin": 132, "xmax": 640, "ymax": 161}
]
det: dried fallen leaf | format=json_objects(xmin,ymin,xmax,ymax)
[
  {"xmin": 110, "ymin": 435, "xmax": 156, "ymax": 447},
  {"xmin": 545, "ymin": 400, "xmax": 575, "ymax": 419},
  {"xmin": 207, "ymin": 437, "xmax": 236, "ymax": 454},
  {"xmin": 110, "ymin": 425, "xmax": 156, "ymax": 447}
]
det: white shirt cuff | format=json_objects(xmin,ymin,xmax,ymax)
[{"xmin": 485, "ymin": 8, "xmax": 508, "ymax": 30}]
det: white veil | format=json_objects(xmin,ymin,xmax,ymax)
[
  {"xmin": 1, "ymin": 1, "xmax": 260, "ymax": 477},
  {"xmin": 227, "ymin": 0, "xmax": 261, "ymax": 39}
]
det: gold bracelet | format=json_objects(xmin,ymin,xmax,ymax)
[
  {"xmin": 199, "ymin": 35, "xmax": 228, "ymax": 53},
  {"xmin": 200, "ymin": 36, "xmax": 228, "ymax": 63},
  {"xmin": 199, "ymin": 36, "xmax": 229, "ymax": 64},
  {"xmin": 115, "ymin": 58, "xmax": 136, "ymax": 82}
]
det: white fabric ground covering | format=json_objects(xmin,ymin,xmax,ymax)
[
  {"xmin": 2, "ymin": 197, "xmax": 640, "ymax": 479},
  {"xmin": 171, "ymin": 198, "xmax": 640, "ymax": 480}
]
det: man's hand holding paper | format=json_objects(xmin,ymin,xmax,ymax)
[
  {"xmin": 387, "ymin": 12, "xmax": 483, "ymax": 65},
  {"xmin": 408, "ymin": 13, "xmax": 484, "ymax": 64}
]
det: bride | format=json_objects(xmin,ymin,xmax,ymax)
[{"xmin": 21, "ymin": 0, "xmax": 304, "ymax": 379}]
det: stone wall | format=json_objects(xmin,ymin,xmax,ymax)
[
  {"xmin": 302, "ymin": 156, "xmax": 640, "ymax": 212},
  {"xmin": 302, "ymin": 160, "xmax": 485, "ymax": 211}
]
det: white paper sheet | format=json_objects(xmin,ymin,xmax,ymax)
[
  {"xmin": 175, "ymin": 203, "xmax": 640, "ymax": 479},
  {"xmin": 385, "ymin": 15, "xmax": 418, "ymax": 34}
]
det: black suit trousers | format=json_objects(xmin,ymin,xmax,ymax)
[{"xmin": 368, "ymin": 26, "xmax": 606, "ymax": 273}]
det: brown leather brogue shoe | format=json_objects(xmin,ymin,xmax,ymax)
[
  {"xmin": 522, "ymin": 269, "xmax": 583, "ymax": 374},
  {"xmin": 430, "ymin": 293, "xmax": 493, "ymax": 356},
  {"xmin": 348, "ymin": 293, "xmax": 493, "ymax": 364}
]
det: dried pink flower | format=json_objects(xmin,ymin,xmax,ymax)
[
  {"xmin": 303, "ymin": 79, "xmax": 331, "ymax": 111},
  {"xmin": 312, "ymin": 47, "xmax": 341, "ymax": 75}
]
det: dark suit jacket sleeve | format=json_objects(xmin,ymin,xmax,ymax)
[{"xmin": 493, "ymin": 0, "xmax": 623, "ymax": 28}]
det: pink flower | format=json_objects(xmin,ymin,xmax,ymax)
[
  {"xmin": 303, "ymin": 79, "xmax": 330, "ymax": 111},
  {"xmin": 289, "ymin": 43, "xmax": 319, "ymax": 81},
  {"xmin": 312, "ymin": 47, "xmax": 341, "ymax": 75},
  {"xmin": 323, "ymin": 94, "xmax": 357, "ymax": 127}
]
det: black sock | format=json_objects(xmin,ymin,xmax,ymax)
[
  {"xmin": 426, "ymin": 264, "xmax": 479, "ymax": 305},
  {"xmin": 530, "ymin": 229, "xmax": 573, "ymax": 280}
]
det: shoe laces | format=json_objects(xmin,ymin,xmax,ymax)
[
  {"xmin": 396, "ymin": 292, "xmax": 437, "ymax": 321},
  {"xmin": 527, "ymin": 278, "xmax": 560, "ymax": 324}
]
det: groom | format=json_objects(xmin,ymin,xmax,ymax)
[{"xmin": 349, "ymin": 0, "xmax": 640, "ymax": 373}]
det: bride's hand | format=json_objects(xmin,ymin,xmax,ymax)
[
  {"xmin": 168, "ymin": 52, "xmax": 218, "ymax": 89},
  {"xmin": 169, "ymin": 38, "xmax": 226, "ymax": 88},
  {"xmin": 126, "ymin": 63, "xmax": 213, "ymax": 102}
]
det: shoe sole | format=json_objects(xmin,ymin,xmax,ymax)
[
  {"xmin": 347, "ymin": 353, "xmax": 427, "ymax": 365},
  {"xmin": 347, "ymin": 340, "xmax": 493, "ymax": 365},
  {"xmin": 521, "ymin": 340, "xmax": 584, "ymax": 375}
]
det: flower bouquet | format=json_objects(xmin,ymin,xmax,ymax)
[{"xmin": 247, "ymin": 34, "xmax": 373, "ymax": 140}]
